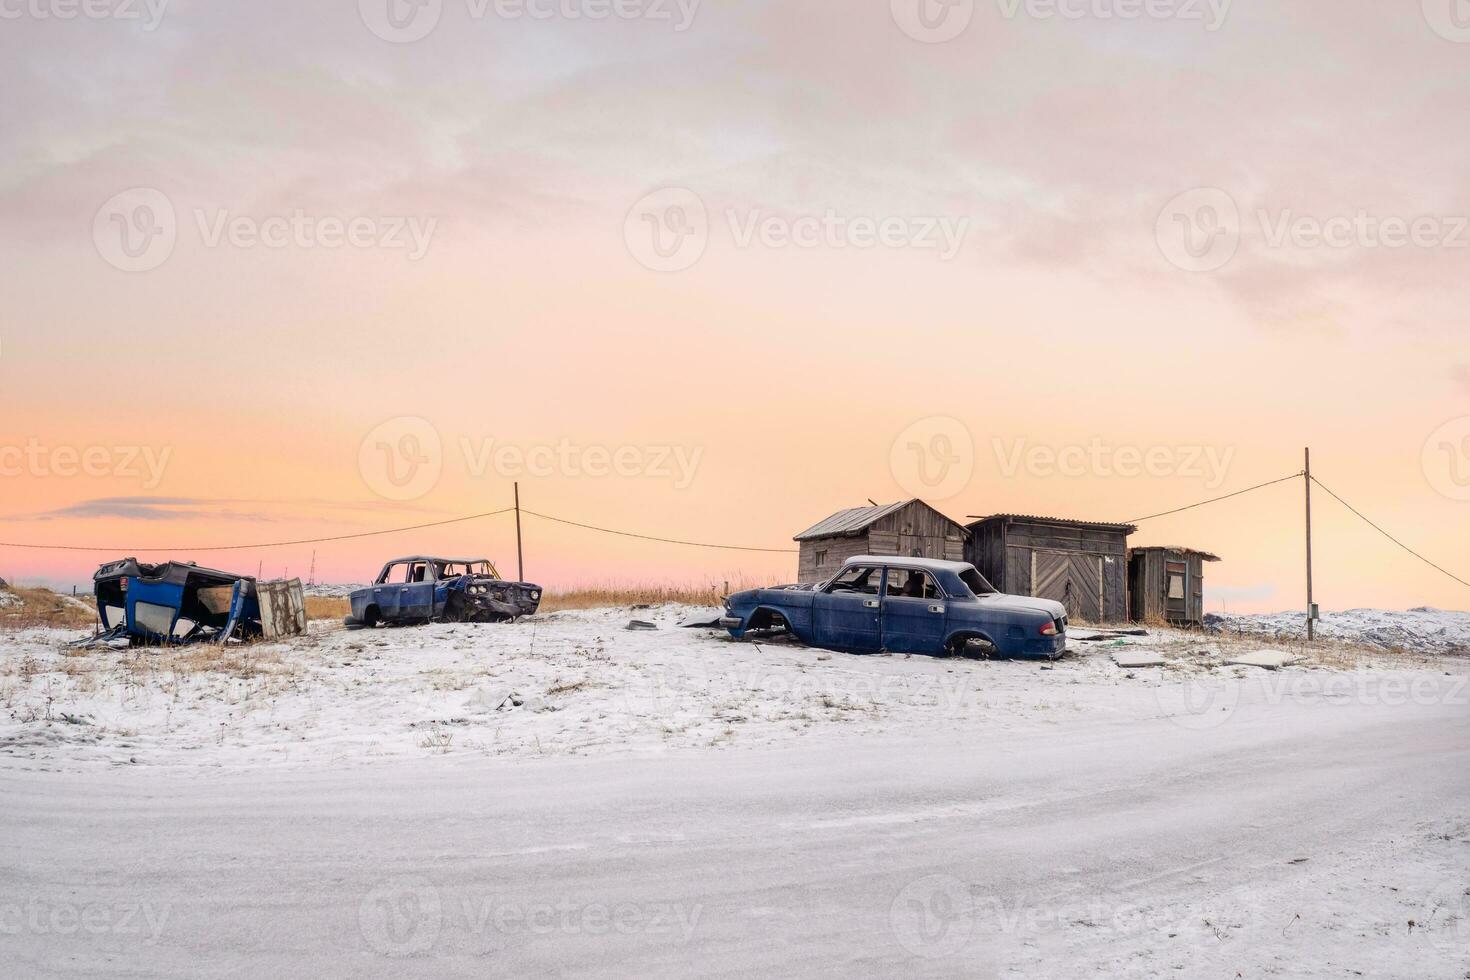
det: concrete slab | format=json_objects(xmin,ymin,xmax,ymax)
[
  {"xmin": 1113, "ymin": 651, "xmax": 1167, "ymax": 668},
  {"xmin": 1225, "ymin": 649, "xmax": 1306, "ymax": 670}
]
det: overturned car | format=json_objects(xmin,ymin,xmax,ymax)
[
  {"xmin": 92, "ymin": 559, "xmax": 307, "ymax": 645},
  {"xmin": 346, "ymin": 557, "xmax": 541, "ymax": 628}
]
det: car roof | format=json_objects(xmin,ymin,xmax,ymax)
[
  {"xmin": 383, "ymin": 556, "xmax": 492, "ymax": 564},
  {"xmin": 844, "ymin": 555, "xmax": 976, "ymax": 574}
]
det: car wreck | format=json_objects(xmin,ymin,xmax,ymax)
[
  {"xmin": 346, "ymin": 557, "xmax": 542, "ymax": 628},
  {"xmin": 719, "ymin": 555, "xmax": 1068, "ymax": 658},
  {"xmin": 91, "ymin": 559, "xmax": 307, "ymax": 645}
]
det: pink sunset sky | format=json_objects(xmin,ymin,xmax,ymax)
[{"xmin": 1, "ymin": 0, "xmax": 1468, "ymax": 612}]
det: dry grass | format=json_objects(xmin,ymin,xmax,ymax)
[
  {"xmin": 0, "ymin": 587, "xmax": 98, "ymax": 631},
  {"xmin": 304, "ymin": 596, "xmax": 350, "ymax": 621},
  {"xmin": 540, "ymin": 577, "xmax": 772, "ymax": 612}
]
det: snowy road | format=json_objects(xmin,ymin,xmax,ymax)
[{"xmin": 4, "ymin": 692, "xmax": 1468, "ymax": 979}]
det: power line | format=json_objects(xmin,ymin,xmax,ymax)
[
  {"xmin": 1310, "ymin": 476, "xmax": 1470, "ymax": 591},
  {"xmin": 523, "ymin": 509, "xmax": 799, "ymax": 554},
  {"xmin": 0, "ymin": 508, "xmax": 515, "ymax": 553},
  {"xmin": 1125, "ymin": 472, "xmax": 1304, "ymax": 524}
]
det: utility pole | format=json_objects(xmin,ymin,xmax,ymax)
[
  {"xmin": 1304, "ymin": 447, "xmax": 1314, "ymax": 641},
  {"xmin": 514, "ymin": 481, "xmax": 524, "ymax": 582}
]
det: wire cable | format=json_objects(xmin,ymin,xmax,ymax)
[
  {"xmin": 1310, "ymin": 476, "xmax": 1470, "ymax": 591},
  {"xmin": 522, "ymin": 509, "xmax": 799, "ymax": 554},
  {"xmin": 1125, "ymin": 472, "xmax": 1304, "ymax": 524}
]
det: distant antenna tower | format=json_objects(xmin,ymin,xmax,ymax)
[{"xmin": 308, "ymin": 551, "xmax": 317, "ymax": 587}]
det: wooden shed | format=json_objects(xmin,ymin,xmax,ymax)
[
  {"xmin": 794, "ymin": 500, "xmax": 967, "ymax": 584},
  {"xmin": 964, "ymin": 514, "xmax": 1136, "ymax": 623},
  {"xmin": 1127, "ymin": 546, "xmax": 1221, "ymax": 626}
]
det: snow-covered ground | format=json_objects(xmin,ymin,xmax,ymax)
[
  {"xmin": 0, "ymin": 605, "xmax": 1465, "ymax": 773},
  {"xmin": 1, "ymin": 607, "xmax": 1467, "ymax": 978},
  {"xmin": 1208, "ymin": 606, "xmax": 1470, "ymax": 655}
]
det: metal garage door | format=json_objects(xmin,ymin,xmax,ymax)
[{"xmin": 1031, "ymin": 550, "xmax": 1103, "ymax": 622}]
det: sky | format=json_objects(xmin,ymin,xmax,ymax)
[{"xmin": 1, "ymin": 0, "xmax": 1468, "ymax": 612}]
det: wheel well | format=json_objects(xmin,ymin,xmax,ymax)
[
  {"xmin": 946, "ymin": 630, "xmax": 995, "ymax": 654},
  {"xmin": 747, "ymin": 607, "xmax": 791, "ymax": 631}
]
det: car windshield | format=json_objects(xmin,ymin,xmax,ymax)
[
  {"xmin": 437, "ymin": 561, "xmax": 498, "ymax": 578},
  {"xmin": 958, "ymin": 567, "xmax": 997, "ymax": 596}
]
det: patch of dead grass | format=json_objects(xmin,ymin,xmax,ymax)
[
  {"xmin": 305, "ymin": 596, "xmax": 350, "ymax": 621},
  {"xmin": 0, "ymin": 587, "xmax": 97, "ymax": 631}
]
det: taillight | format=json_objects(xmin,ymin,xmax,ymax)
[{"xmin": 1039, "ymin": 621, "xmax": 1057, "ymax": 636}]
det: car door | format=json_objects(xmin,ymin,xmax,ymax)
[
  {"xmin": 400, "ymin": 561, "xmax": 437, "ymax": 620},
  {"xmin": 371, "ymin": 562, "xmax": 407, "ymax": 619},
  {"xmin": 811, "ymin": 564, "xmax": 884, "ymax": 652},
  {"xmin": 881, "ymin": 567, "xmax": 949, "ymax": 654}
]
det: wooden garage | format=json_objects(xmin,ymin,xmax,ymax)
[
  {"xmin": 793, "ymin": 499, "xmax": 967, "ymax": 584},
  {"xmin": 1128, "ymin": 546, "xmax": 1221, "ymax": 626},
  {"xmin": 964, "ymin": 514, "xmax": 1136, "ymax": 624}
]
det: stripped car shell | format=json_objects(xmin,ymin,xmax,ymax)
[
  {"xmin": 91, "ymin": 558, "xmax": 306, "ymax": 645},
  {"xmin": 720, "ymin": 555, "xmax": 1068, "ymax": 658},
  {"xmin": 346, "ymin": 556, "xmax": 541, "ymax": 628}
]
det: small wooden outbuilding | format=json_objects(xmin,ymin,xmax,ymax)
[
  {"xmin": 964, "ymin": 514, "xmax": 1136, "ymax": 623},
  {"xmin": 793, "ymin": 499, "xmax": 967, "ymax": 584},
  {"xmin": 1127, "ymin": 546, "xmax": 1221, "ymax": 626}
]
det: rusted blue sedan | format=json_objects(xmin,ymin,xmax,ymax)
[{"xmin": 719, "ymin": 556, "xmax": 1067, "ymax": 658}]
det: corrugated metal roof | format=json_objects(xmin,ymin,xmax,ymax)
[
  {"xmin": 793, "ymin": 500, "xmax": 916, "ymax": 541},
  {"xmin": 966, "ymin": 513, "xmax": 1139, "ymax": 534},
  {"xmin": 1131, "ymin": 545, "xmax": 1222, "ymax": 561}
]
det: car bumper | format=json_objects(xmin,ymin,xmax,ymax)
[{"xmin": 719, "ymin": 616, "xmax": 743, "ymax": 628}]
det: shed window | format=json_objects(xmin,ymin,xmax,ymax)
[
  {"xmin": 1167, "ymin": 573, "xmax": 1186, "ymax": 599},
  {"xmin": 814, "ymin": 549, "xmax": 828, "ymax": 567}
]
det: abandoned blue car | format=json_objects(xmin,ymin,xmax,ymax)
[
  {"xmin": 719, "ymin": 556, "xmax": 1068, "ymax": 658},
  {"xmin": 346, "ymin": 557, "xmax": 542, "ymax": 628}
]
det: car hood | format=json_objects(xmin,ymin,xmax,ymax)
[{"xmin": 974, "ymin": 593, "xmax": 1068, "ymax": 620}]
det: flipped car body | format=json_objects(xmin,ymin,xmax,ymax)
[
  {"xmin": 347, "ymin": 556, "xmax": 541, "ymax": 627},
  {"xmin": 92, "ymin": 559, "xmax": 306, "ymax": 645},
  {"xmin": 720, "ymin": 555, "xmax": 1068, "ymax": 658}
]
